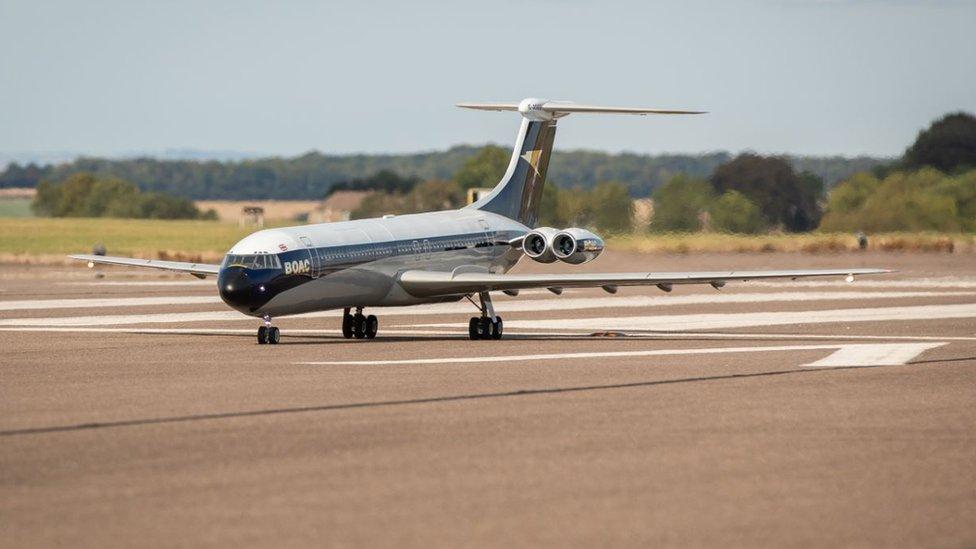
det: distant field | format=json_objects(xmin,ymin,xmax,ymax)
[
  {"xmin": 0, "ymin": 198, "xmax": 34, "ymax": 218},
  {"xmin": 0, "ymin": 218, "xmax": 255, "ymax": 263},
  {"xmin": 609, "ymin": 232, "xmax": 976, "ymax": 254},
  {"xmin": 195, "ymin": 200, "xmax": 319, "ymax": 222},
  {"xmin": 0, "ymin": 217, "xmax": 972, "ymax": 265}
]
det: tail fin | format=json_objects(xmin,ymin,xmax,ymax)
[{"xmin": 460, "ymin": 98, "xmax": 705, "ymax": 228}]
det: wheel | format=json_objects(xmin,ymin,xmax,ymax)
[
  {"xmin": 353, "ymin": 313, "xmax": 366, "ymax": 339},
  {"xmin": 257, "ymin": 325, "xmax": 268, "ymax": 344},
  {"xmin": 490, "ymin": 316, "xmax": 503, "ymax": 340},
  {"xmin": 268, "ymin": 326, "xmax": 280, "ymax": 344},
  {"xmin": 479, "ymin": 317, "xmax": 491, "ymax": 340},
  {"xmin": 365, "ymin": 315, "xmax": 378, "ymax": 339},
  {"xmin": 468, "ymin": 317, "xmax": 479, "ymax": 340},
  {"xmin": 342, "ymin": 314, "xmax": 354, "ymax": 339}
]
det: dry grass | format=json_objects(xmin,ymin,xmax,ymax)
[
  {"xmin": 608, "ymin": 232, "xmax": 975, "ymax": 254},
  {"xmin": 0, "ymin": 218, "xmax": 257, "ymax": 264},
  {"xmin": 0, "ymin": 218, "xmax": 972, "ymax": 266},
  {"xmin": 195, "ymin": 200, "xmax": 320, "ymax": 222}
]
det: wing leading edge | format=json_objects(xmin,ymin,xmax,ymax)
[
  {"xmin": 69, "ymin": 254, "xmax": 221, "ymax": 278},
  {"xmin": 398, "ymin": 268, "xmax": 890, "ymax": 297}
]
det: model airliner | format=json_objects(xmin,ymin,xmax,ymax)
[{"xmin": 72, "ymin": 98, "xmax": 887, "ymax": 343}]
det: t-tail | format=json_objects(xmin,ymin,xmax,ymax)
[{"xmin": 458, "ymin": 98, "xmax": 706, "ymax": 228}]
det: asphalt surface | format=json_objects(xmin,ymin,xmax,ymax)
[{"xmin": 2, "ymin": 251, "xmax": 975, "ymax": 548}]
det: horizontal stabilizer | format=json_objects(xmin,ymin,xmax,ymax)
[{"xmin": 457, "ymin": 98, "xmax": 706, "ymax": 119}]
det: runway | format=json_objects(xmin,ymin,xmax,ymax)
[{"xmin": 1, "ymin": 251, "xmax": 975, "ymax": 547}]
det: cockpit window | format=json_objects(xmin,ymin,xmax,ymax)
[{"xmin": 222, "ymin": 254, "xmax": 282, "ymax": 270}]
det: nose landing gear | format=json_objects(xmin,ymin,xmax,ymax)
[
  {"xmin": 257, "ymin": 315, "xmax": 280, "ymax": 344},
  {"xmin": 468, "ymin": 291, "xmax": 503, "ymax": 340},
  {"xmin": 342, "ymin": 307, "xmax": 378, "ymax": 340}
]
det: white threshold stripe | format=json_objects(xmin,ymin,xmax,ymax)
[
  {"xmin": 1, "ymin": 291, "xmax": 970, "ymax": 326},
  {"xmin": 416, "ymin": 303, "xmax": 976, "ymax": 332},
  {"xmin": 3, "ymin": 289, "xmax": 965, "ymax": 314},
  {"xmin": 0, "ymin": 295, "xmax": 222, "ymax": 311},
  {"xmin": 297, "ymin": 342, "xmax": 946, "ymax": 366},
  {"xmin": 0, "ymin": 327, "xmax": 974, "ymax": 343},
  {"xmin": 58, "ymin": 280, "xmax": 214, "ymax": 287}
]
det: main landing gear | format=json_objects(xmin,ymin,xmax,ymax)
[
  {"xmin": 342, "ymin": 307, "xmax": 378, "ymax": 340},
  {"xmin": 468, "ymin": 291, "xmax": 503, "ymax": 340},
  {"xmin": 257, "ymin": 314, "xmax": 280, "ymax": 344}
]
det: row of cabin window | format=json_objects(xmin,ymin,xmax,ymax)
[{"xmin": 314, "ymin": 235, "xmax": 487, "ymax": 261}]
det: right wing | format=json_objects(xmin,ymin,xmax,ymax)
[
  {"xmin": 398, "ymin": 268, "xmax": 890, "ymax": 297},
  {"xmin": 69, "ymin": 254, "xmax": 221, "ymax": 278}
]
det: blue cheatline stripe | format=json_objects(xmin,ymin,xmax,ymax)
[{"xmin": 240, "ymin": 229, "xmax": 523, "ymax": 276}]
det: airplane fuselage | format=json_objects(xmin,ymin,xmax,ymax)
[{"xmin": 217, "ymin": 208, "xmax": 528, "ymax": 317}]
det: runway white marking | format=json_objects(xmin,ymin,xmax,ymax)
[
  {"xmin": 0, "ymin": 296, "xmax": 222, "ymax": 311},
  {"xmin": 416, "ymin": 302, "xmax": 976, "ymax": 332},
  {"xmin": 1, "ymin": 291, "xmax": 970, "ymax": 326},
  {"xmin": 1, "ymin": 327, "xmax": 975, "ymax": 343},
  {"xmin": 802, "ymin": 343, "xmax": 945, "ymax": 367},
  {"xmin": 297, "ymin": 342, "xmax": 946, "ymax": 367},
  {"xmin": 58, "ymin": 280, "xmax": 214, "ymax": 287}
]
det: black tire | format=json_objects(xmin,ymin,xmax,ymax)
[
  {"xmin": 468, "ymin": 317, "xmax": 479, "ymax": 340},
  {"xmin": 257, "ymin": 325, "xmax": 268, "ymax": 344},
  {"xmin": 479, "ymin": 317, "xmax": 491, "ymax": 340},
  {"xmin": 491, "ymin": 316, "xmax": 503, "ymax": 340},
  {"xmin": 268, "ymin": 326, "xmax": 280, "ymax": 344},
  {"xmin": 365, "ymin": 315, "xmax": 378, "ymax": 339},
  {"xmin": 353, "ymin": 313, "xmax": 366, "ymax": 339},
  {"xmin": 342, "ymin": 314, "xmax": 354, "ymax": 339}
]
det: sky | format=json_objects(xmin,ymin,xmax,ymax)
[{"xmin": 1, "ymin": 0, "xmax": 974, "ymax": 159}]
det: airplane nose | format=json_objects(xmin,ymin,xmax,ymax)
[{"xmin": 218, "ymin": 266, "xmax": 252, "ymax": 311}]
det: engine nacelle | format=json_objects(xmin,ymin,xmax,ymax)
[
  {"xmin": 552, "ymin": 228, "xmax": 605, "ymax": 265},
  {"xmin": 523, "ymin": 227, "xmax": 560, "ymax": 263}
]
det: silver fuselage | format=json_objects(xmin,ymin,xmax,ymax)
[{"xmin": 216, "ymin": 208, "xmax": 528, "ymax": 317}]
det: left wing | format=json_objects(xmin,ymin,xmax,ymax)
[
  {"xmin": 398, "ymin": 268, "xmax": 890, "ymax": 297},
  {"xmin": 69, "ymin": 254, "xmax": 221, "ymax": 278}
]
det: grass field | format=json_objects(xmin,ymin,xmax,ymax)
[
  {"xmin": 609, "ymin": 232, "xmax": 976, "ymax": 254},
  {"xmin": 0, "ymin": 218, "xmax": 256, "ymax": 263},
  {"xmin": 0, "ymin": 217, "xmax": 972, "ymax": 264},
  {"xmin": 0, "ymin": 199, "xmax": 34, "ymax": 218}
]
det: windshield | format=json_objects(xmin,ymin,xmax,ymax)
[{"xmin": 222, "ymin": 253, "xmax": 282, "ymax": 270}]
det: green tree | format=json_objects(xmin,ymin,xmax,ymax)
[
  {"xmin": 820, "ymin": 168, "xmax": 963, "ymax": 232},
  {"xmin": 350, "ymin": 193, "xmax": 404, "ymax": 219},
  {"xmin": 30, "ymin": 172, "xmax": 205, "ymax": 219},
  {"xmin": 708, "ymin": 191, "xmax": 764, "ymax": 234},
  {"xmin": 589, "ymin": 181, "xmax": 633, "ymax": 234},
  {"xmin": 934, "ymin": 170, "xmax": 976, "ymax": 231},
  {"xmin": 454, "ymin": 145, "xmax": 509, "ymax": 190},
  {"xmin": 711, "ymin": 154, "xmax": 821, "ymax": 232},
  {"xmin": 403, "ymin": 180, "xmax": 464, "ymax": 213},
  {"xmin": 904, "ymin": 112, "xmax": 976, "ymax": 173},
  {"xmin": 649, "ymin": 175, "xmax": 715, "ymax": 232},
  {"xmin": 537, "ymin": 183, "xmax": 564, "ymax": 227}
]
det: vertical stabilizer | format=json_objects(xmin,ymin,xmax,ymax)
[
  {"xmin": 466, "ymin": 105, "xmax": 557, "ymax": 227},
  {"xmin": 458, "ymin": 97, "xmax": 704, "ymax": 228}
]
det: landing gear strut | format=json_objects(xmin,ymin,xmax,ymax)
[
  {"xmin": 257, "ymin": 314, "xmax": 280, "ymax": 344},
  {"xmin": 342, "ymin": 307, "xmax": 378, "ymax": 340},
  {"xmin": 468, "ymin": 291, "xmax": 503, "ymax": 340}
]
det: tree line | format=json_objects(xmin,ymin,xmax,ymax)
[
  {"xmin": 20, "ymin": 110, "xmax": 976, "ymax": 234},
  {"xmin": 649, "ymin": 112, "xmax": 976, "ymax": 234},
  {"xmin": 32, "ymin": 173, "xmax": 215, "ymax": 220},
  {"xmin": 0, "ymin": 147, "xmax": 884, "ymax": 200}
]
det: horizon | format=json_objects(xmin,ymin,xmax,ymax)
[{"xmin": 0, "ymin": 142, "xmax": 897, "ymax": 171}]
